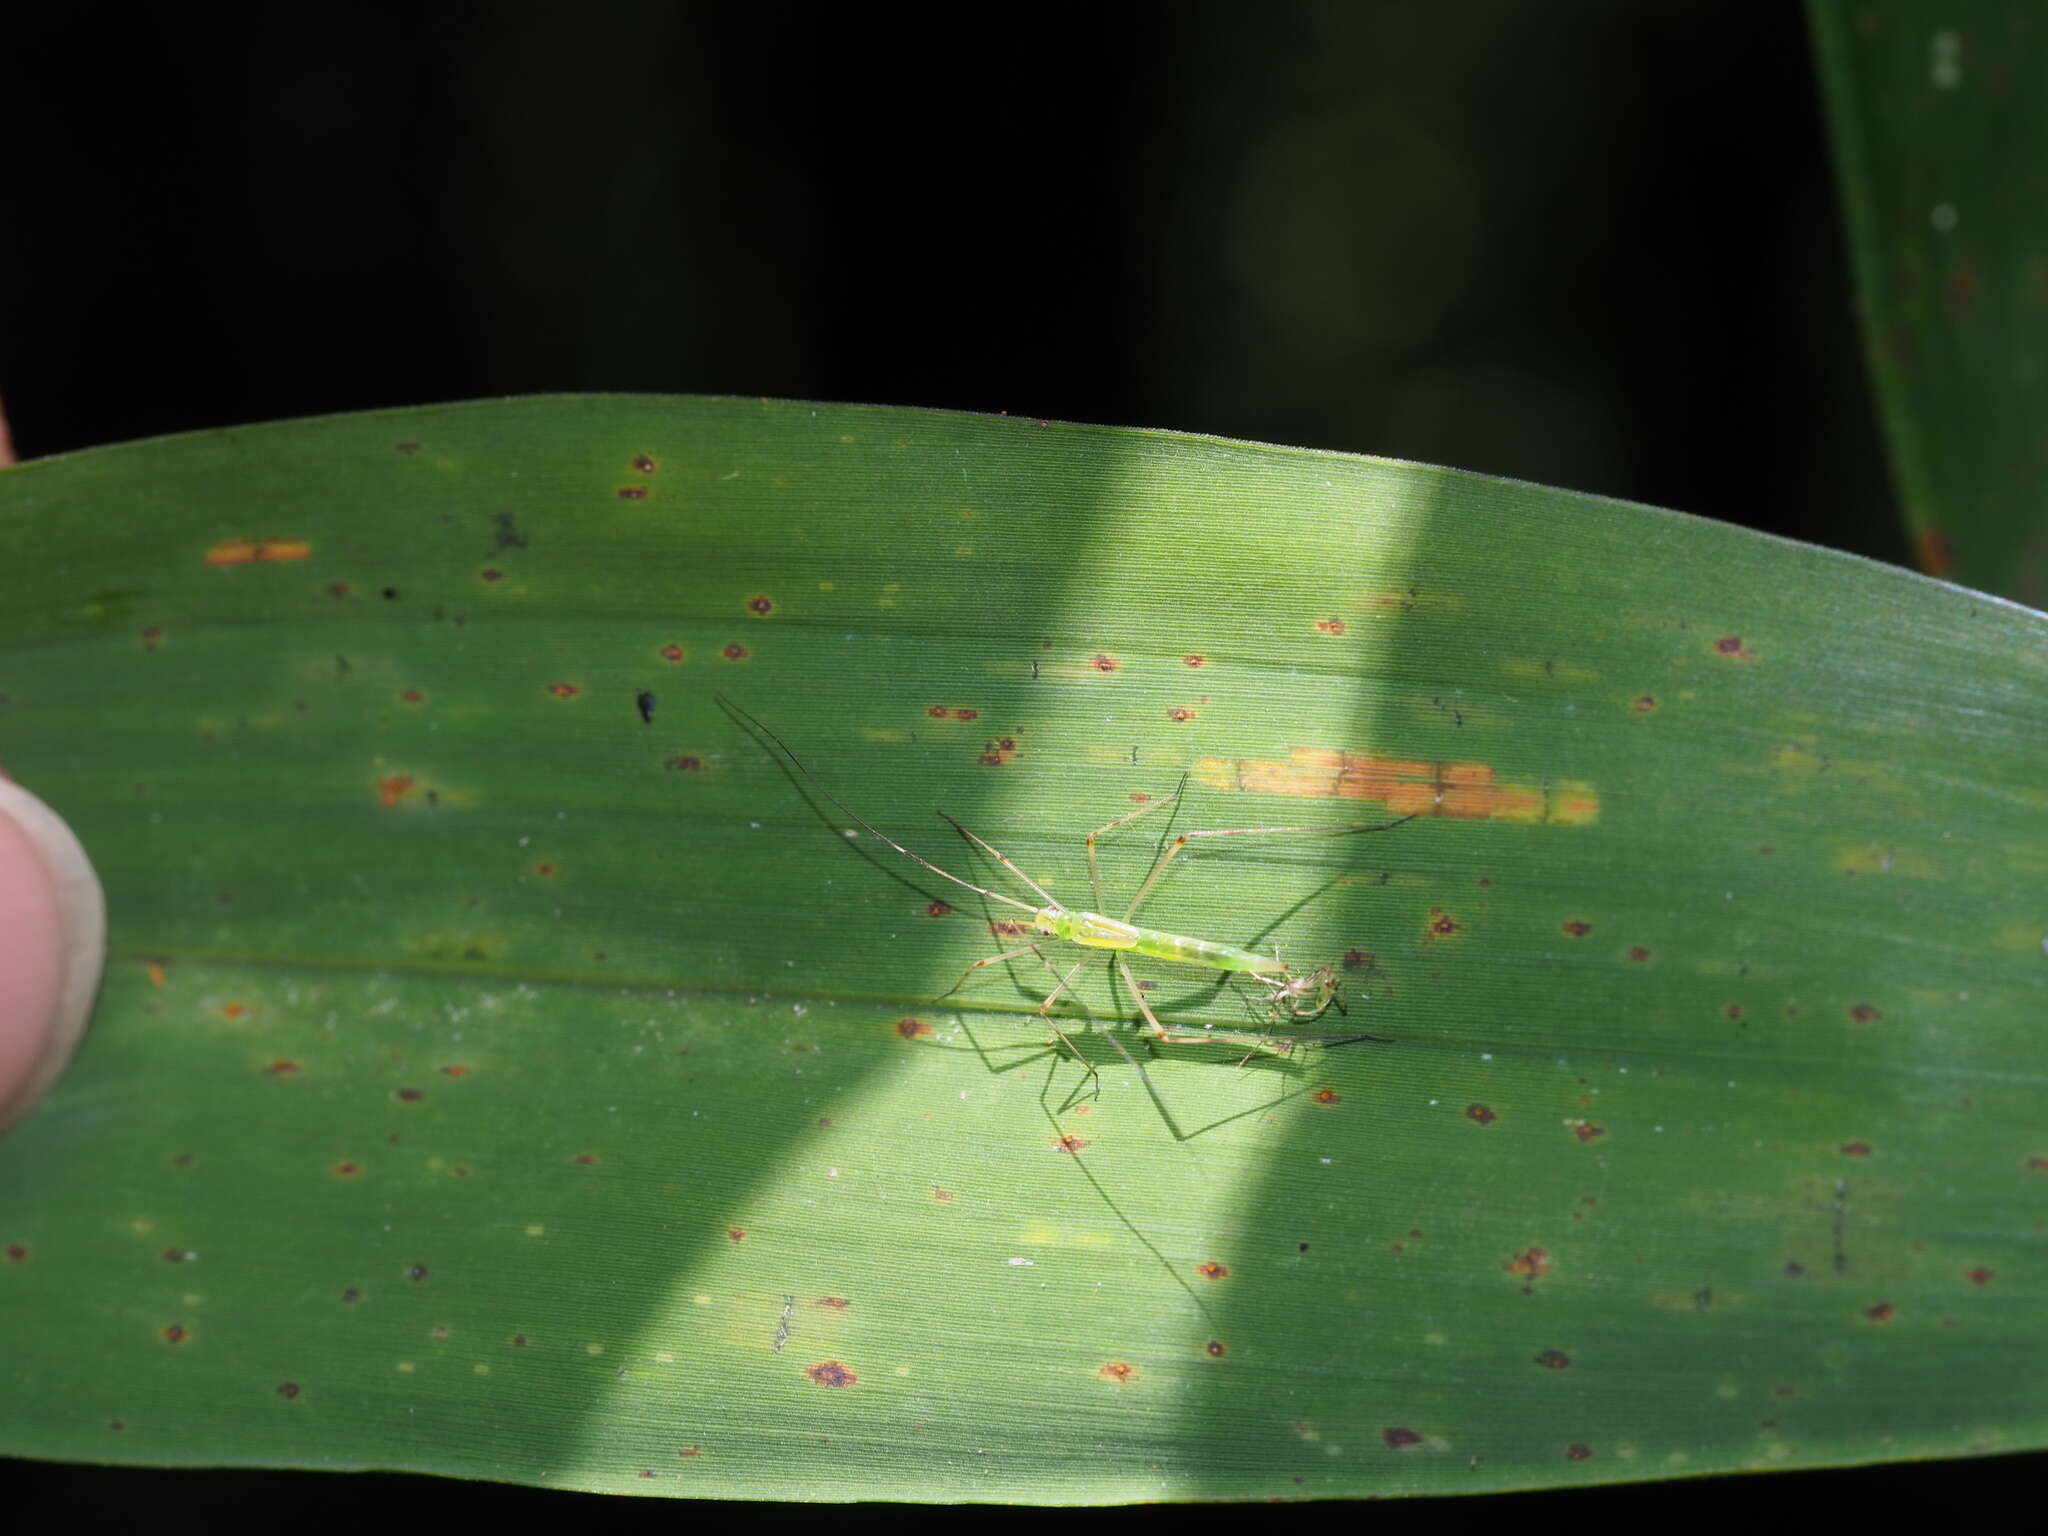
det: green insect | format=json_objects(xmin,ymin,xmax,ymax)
[{"xmin": 719, "ymin": 695, "xmax": 1415, "ymax": 1096}]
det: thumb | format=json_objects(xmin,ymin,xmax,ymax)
[{"xmin": 0, "ymin": 779, "xmax": 106, "ymax": 1132}]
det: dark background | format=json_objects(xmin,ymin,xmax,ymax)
[
  {"xmin": 3, "ymin": 0, "xmax": 1904, "ymax": 564},
  {"xmin": 5, "ymin": 0, "xmax": 2000, "ymax": 1519}
]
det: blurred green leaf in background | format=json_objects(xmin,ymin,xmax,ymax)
[{"xmin": 1812, "ymin": 1, "xmax": 2048, "ymax": 603}]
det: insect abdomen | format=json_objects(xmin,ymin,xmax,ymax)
[{"xmin": 1130, "ymin": 927, "xmax": 1269, "ymax": 972}]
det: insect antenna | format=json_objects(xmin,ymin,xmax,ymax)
[{"xmin": 717, "ymin": 694, "xmax": 1039, "ymax": 915}]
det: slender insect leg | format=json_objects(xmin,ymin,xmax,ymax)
[
  {"xmin": 936, "ymin": 943, "xmax": 1044, "ymax": 1001},
  {"xmin": 1119, "ymin": 830, "xmax": 1194, "ymax": 923},
  {"xmin": 1069, "ymin": 956, "xmax": 1162, "ymax": 1100},
  {"xmin": 1122, "ymin": 809, "xmax": 1420, "ymax": 924},
  {"xmin": 1036, "ymin": 956, "xmax": 1101, "ymax": 1095},
  {"xmin": 1081, "ymin": 786, "xmax": 1184, "ymax": 911},
  {"xmin": 1117, "ymin": 955, "xmax": 1245, "ymax": 1047},
  {"xmin": 935, "ymin": 812, "xmax": 1060, "ymax": 907},
  {"xmin": 1174, "ymin": 813, "xmax": 1419, "ymax": 847}
]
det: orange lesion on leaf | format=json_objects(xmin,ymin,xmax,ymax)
[
  {"xmin": 1193, "ymin": 749, "xmax": 1598, "ymax": 825},
  {"xmin": 205, "ymin": 538, "xmax": 311, "ymax": 566}
]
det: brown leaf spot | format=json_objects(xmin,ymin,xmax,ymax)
[
  {"xmin": 1865, "ymin": 1302, "xmax": 1895, "ymax": 1323},
  {"xmin": 806, "ymin": 1360, "xmax": 857, "ymax": 1387},
  {"xmin": 722, "ymin": 644, "xmax": 749, "ymax": 662},
  {"xmin": 204, "ymin": 538, "xmax": 311, "ymax": 566},
  {"xmin": 1626, "ymin": 946, "xmax": 1652, "ymax": 963},
  {"xmin": 1566, "ymin": 1443, "xmax": 1593, "ymax": 1461},
  {"xmin": 1382, "ymin": 1427, "xmax": 1422, "ymax": 1450},
  {"xmin": 1167, "ymin": 707, "xmax": 1195, "ymax": 723},
  {"xmin": 1561, "ymin": 920, "xmax": 1592, "ymax": 937},
  {"xmin": 746, "ymin": 595, "xmax": 775, "ymax": 616},
  {"xmin": 1848, "ymin": 1003, "xmax": 1883, "ymax": 1025},
  {"xmin": 1098, "ymin": 1361, "xmax": 1137, "ymax": 1385},
  {"xmin": 1310, "ymin": 1087, "xmax": 1341, "ymax": 1106},
  {"xmin": 1713, "ymin": 635, "xmax": 1756, "ymax": 660},
  {"xmin": 162, "ymin": 1324, "xmax": 188, "ymax": 1344},
  {"xmin": 616, "ymin": 486, "xmax": 648, "ymax": 500},
  {"xmin": 1315, "ymin": 618, "xmax": 1346, "ymax": 635},
  {"xmin": 895, "ymin": 1018, "xmax": 933, "ymax": 1040},
  {"xmin": 547, "ymin": 682, "xmax": 580, "ymax": 699},
  {"xmin": 667, "ymin": 755, "xmax": 703, "ymax": 773},
  {"xmin": 1182, "ymin": 654, "xmax": 1206, "ymax": 667},
  {"xmin": 632, "ymin": 454, "xmax": 657, "ymax": 474},
  {"xmin": 1091, "ymin": 653, "xmax": 1118, "ymax": 672},
  {"xmin": 1630, "ymin": 695, "xmax": 1658, "ymax": 713},
  {"xmin": 1572, "ymin": 1122, "xmax": 1604, "ymax": 1143},
  {"xmin": 1840, "ymin": 1142, "xmax": 1871, "ymax": 1158},
  {"xmin": 1466, "ymin": 1103, "xmax": 1496, "ymax": 1126},
  {"xmin": 1054, "ymin": 1134, "xmax": 1089, "ymax": 1154},
  {"xmin": 1505, "ymin": 1247, "xmax": 1550, "ymax": 1279},
  {"xmin": 1195, "ymin": 1262, "xmax": 1230, "ymax": 1281},
  {"xmin": 660, "ymin": 643, "xmax": 686, "ymax": 662},
  {"xmin": 277, "ymin": 1382, "xmax": 301, "ymax": 1399},
  {"xmin": 1425, "ymin": 908, "xmax": 1461, "ymax": 940},
  {"xmin": 1534, "ymin": 1349, "xmax": 1570, "ymax": 1369},
  {"xmin": 1204, "ymin": 1339, "xmax": 1227, "ymax": 1358}
]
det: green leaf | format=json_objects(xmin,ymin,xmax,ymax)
[
  {"xmin": 1, "ymin": 397, "xmax": 2042, "ymax": 1501},
  {"xmin": 1810, "ymin": 1, "xmax": 2048, "ymax": 602}
]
